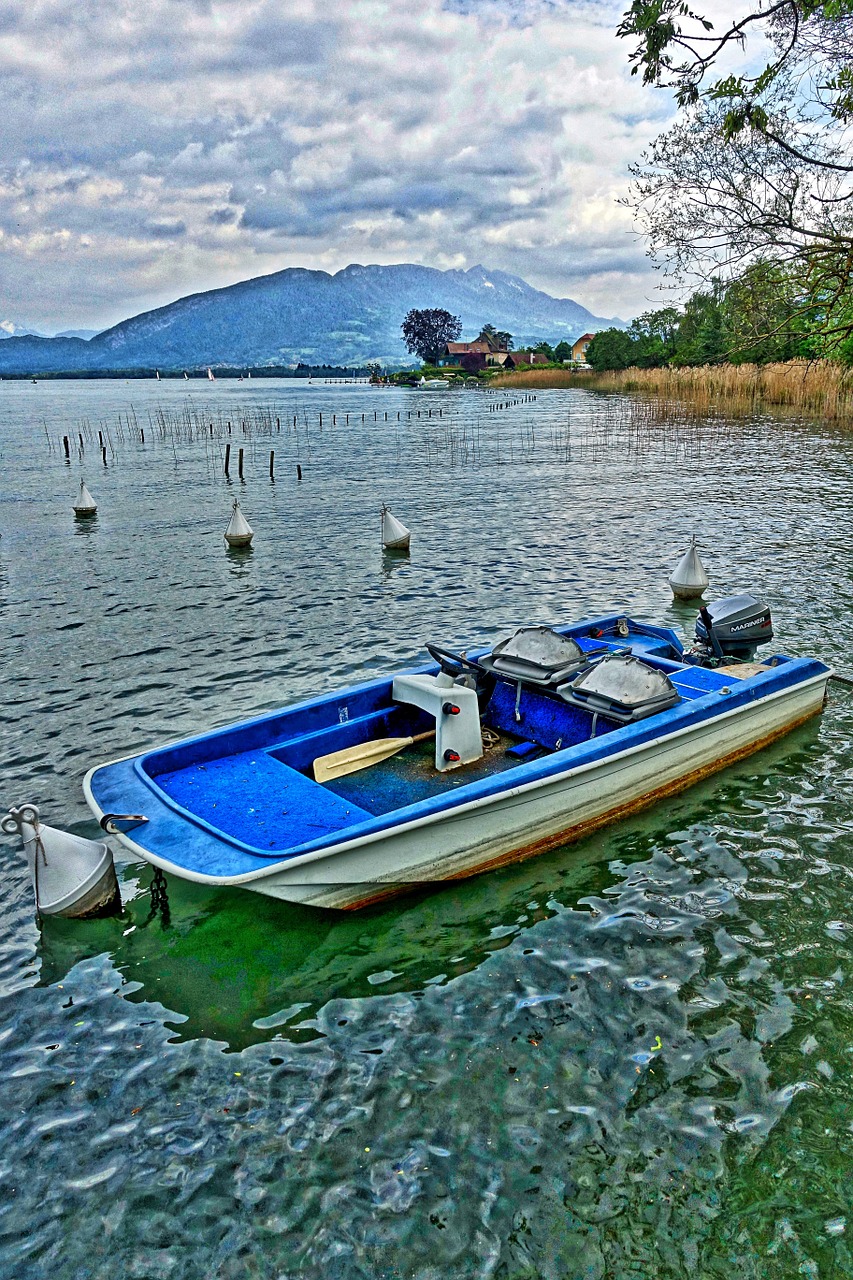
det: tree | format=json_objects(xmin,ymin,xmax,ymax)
[
  {"xmin": 618, "ymin": 0, "xmax": 853, "ymax": 352},
  {"xmin": 532, "ymin": 341, "xmax": 555, "ymax": 359},
  {"xmin": 401, "ymin": 309, "xmax": 462, "ymax": 364},
  {"xmin": 477, "ymin": 324, "xmax": 514, "ymax": 350},
  {"xmin": 629, "ymin": 306, "xmax": 682, "ymax": 365},
  {"xmin": 586, "ymin": 329, "xmax": 638, "ymax": 370},
  {"xmin": 554, "ymin": 340, "xmax": 572, "ymax": 362}
]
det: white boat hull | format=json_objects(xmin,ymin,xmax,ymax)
[{"xmin": 104, "ymin": 670, "xmax": 827, "ymax": 910}]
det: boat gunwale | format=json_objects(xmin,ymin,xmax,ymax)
[
  {"xmin": 127, "ymin": 660, "xmax": 822, "ymax": 860},
  {"xmin": 101, "ymin": 615, "xmax": 683, "ymax": 859},
  {"xmin": 83, "ymin": 665, "xmax": 832, "ymax": 886}
]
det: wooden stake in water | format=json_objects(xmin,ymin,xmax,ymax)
[
  {"xmin": 238, "ymin": 447, "xmax": 244, "ymax": 480},
  {"xmin": 297, "ymin": 464, "xmax": 303, "ymax": 480},
  {"xmin": 101, "ymin": 446, "xmax": 107, "ymax": 466},
  {"xmin": 269, "ymin": 450, "xmax": 275, "ymax": 481},
  {"xmin": 63, "ymin": 436, "xmax": 70, "ymax": 459},
  {"xmin": 224, "ymin": 442, "xmax": 231, "ymax": 476}
]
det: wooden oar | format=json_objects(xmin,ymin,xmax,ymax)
[{"xmin": 313, "ymin": 731, "xmax": 435, "ymax": 783}]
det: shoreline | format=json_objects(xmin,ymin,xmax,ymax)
[{"xmin": 491, "ymin": 359, "xmax": 853, "ymax": 420}]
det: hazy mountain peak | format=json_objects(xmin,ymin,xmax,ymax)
[{"xmin": 0, "ymin": 263, "xmax": 623, "ymax": 373}]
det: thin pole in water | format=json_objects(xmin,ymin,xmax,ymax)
[
  {"xmin": 297, "ymin": 463, "xmax": 303, "ymax": 480},
  {"xmin": 238, "ymin": 447, "xmax": 244, "ymax": 480},
  {"xmin": 224, "ymin": 442, "xmax": 231, "ymax": 476},
  {"xmin": 63, "ymin": 436, "xmax": 70, "ymax": 459},
  {"xmin": 269, "ymin": 450, "xmax": 275, "ymax": 481}
]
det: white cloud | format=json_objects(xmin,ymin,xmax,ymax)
[{"xmin": 0, "ymin": 0, "xmax": 683, "ymax": 328}]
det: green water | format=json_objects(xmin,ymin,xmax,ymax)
[{"xmin": 1, "ymin": 380, "xmax": 852, "ymax": 1278}]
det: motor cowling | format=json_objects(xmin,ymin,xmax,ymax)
[{"xmin": 694, "ymin": 593, "xmax": 773, "ymax": 662}]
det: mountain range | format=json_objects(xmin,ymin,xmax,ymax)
[
  {"xmin": 0, "ymin": 321, "xmax": 100, "ymax": 340},
  {"xmin": 0, "ymin": 264, "xmax": 622, "ymax": 373}
]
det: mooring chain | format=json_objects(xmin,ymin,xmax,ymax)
[{"xmin": 145, "ymin": 866, "xmax": 171, "ymax": 928}]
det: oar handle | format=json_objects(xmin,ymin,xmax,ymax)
[{"xmin": 411, "ymin": 731, "xmax": 436, "ymax": 744}]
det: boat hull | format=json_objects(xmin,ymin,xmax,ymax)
[{"xmin": 88, "ymin": 668, "xmax": 828, "ymax": 910}]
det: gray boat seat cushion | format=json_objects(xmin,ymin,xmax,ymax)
[
  {"xmin": 559, "ymin": 652, "xmax": 679, "ymax": 722},
  {"xmin": 479, "ymin": 626, "xmax": 596, "ymax": 687}
]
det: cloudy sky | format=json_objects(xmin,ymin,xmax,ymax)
[{"xmin": 0, "ymin": 0, "xmax": 684, "ymax": 331}]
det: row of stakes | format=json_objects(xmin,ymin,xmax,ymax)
[
  {"xmin": 74, "ymin": 476, "xmax": 707, "ymax": 590},
  {"xmin": 73, "ymin": 480, "xmax": 413, "ymax": 554},
  {"xmin": 58, "ymin": 396, "xmax": 539, "ymax": 464}
]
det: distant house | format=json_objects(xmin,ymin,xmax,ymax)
[
  {"xmin": 440, "ymin": 341, "xmax": 493, "ymax": 366},
  {"xmin": 505, "ymin": 351, "xmax": 549, "ymax": 368},
  {"xmin": 571, "ymin": 333, "xmax": 595, "ymax": 362},
  {"xmin": 440, "ymin": 335, "xmax": 510, "ymax": 366}
]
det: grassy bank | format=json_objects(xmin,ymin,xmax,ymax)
[{"xmin": 492, "ymin": 360, "xmax": 853, "ymax": 420}]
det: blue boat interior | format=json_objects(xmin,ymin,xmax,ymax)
[{"xmin": 109, "ymin": 615, "xmax": 798, "ymax": 863}]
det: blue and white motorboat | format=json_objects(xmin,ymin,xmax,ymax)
[{"xmin": 83, "ymin": 596, "xmax": 831, "ymax": 911}]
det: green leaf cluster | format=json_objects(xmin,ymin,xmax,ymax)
[{"xmin": 586, "ymin": 261, "xmax": 842, "ymax": 370}]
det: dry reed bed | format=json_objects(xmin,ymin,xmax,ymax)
[{"xmin": 492, "ymin": 360, "xmax": 853, "ymax": 421}]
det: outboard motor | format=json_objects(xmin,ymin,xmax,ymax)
[{"xmin": 693, "ymin": 593, "xmax": 773, "ymax": 664}]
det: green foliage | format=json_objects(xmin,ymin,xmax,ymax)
[
  {"xmin": 401, "ymin": 308, "xmax": 462, "ymax": 364},
  {"xmin": 532, "ymin": 340, "xmax": 555, "ymax": 358},
  {"xmin": 587, "ymin": 262, "xmax": 842, "ymax": 369},
  {"xmin": 618, "ymin": 0, "xmax": 853, "ymax": 351},
  {"xmin": 554, "ymin": 340, "xmax": 572, "ymax": 362},
  {"xmin": 586, "ymin": 329, "xmax": 637, "ymax": 371}
]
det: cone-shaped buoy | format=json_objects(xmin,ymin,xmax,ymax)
[
  {"xmin": 381, "ymin": 504, "xmax": 411, "ymax": 551},
  {"xmin": 1, "ymin": 803, "xmax": 119, "ymax": 918},
  {"xmin": 669, "ymin": 536, "xmax": 709, "ymax": 600},
  {"xmin": 73, "ymin": 479, "xmax": 97, "ymax": 517},
  {"xmin": 224, "ymin": 499, "xmax": 253, "ymax": 547}
]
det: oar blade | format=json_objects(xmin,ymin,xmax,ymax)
[{"xmin": 313, "ymin": 735, "xmax": 414, "ymax": 783}]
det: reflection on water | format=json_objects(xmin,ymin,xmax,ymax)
[
  {"xmin": 2, "ymin": 381, "xmax": 853, "ymax": 1277},
  {"xmin": 72, "ymin": 512, "xmax": 99, "ymax": 537},
  {"xmin": 33, "ymin": 717, "xmax": 827, "ymax": 1051}
]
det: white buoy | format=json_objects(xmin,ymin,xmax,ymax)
[
  {"xmin": 1, "ymin": 803, "xmax": 119, "ymax": 918},
  {"xmin": 381, "ymin": 504, "xmax": 411, "ymax": 551},
  {"xmin": 669, "ymin": 536, "xmax": 709, "ymax": 600},
  {"xmin": 73, "ymin": 479, "xmax": 97, "ymax": 517},
  {"xmin": 224, "ymin": 499, "xmax": 253, "ymax": 548}
]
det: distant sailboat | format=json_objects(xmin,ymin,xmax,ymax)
[
  {"xmin": 183, "ymin": 371, "xmax": 188, "ymax": 380},
  {"xmin": 207, "ymin": 367, "xmax": 215, "ymax": 381},
  {"xmin": 247, "ymin": 371, "xmax": 252, "ymax": 379},
  {"xmin": 155, "ymin": 370, "xmax": 160, "ymax": 381}
]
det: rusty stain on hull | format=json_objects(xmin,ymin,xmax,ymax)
[{"xmin": 338, "ymin": 702, "xmax": 823, "ymax": 911}]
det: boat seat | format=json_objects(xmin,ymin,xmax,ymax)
[
  {"xmin": 478, "ymin": 626, "xmax": 605, "ymax": 689},
  {"xmin": 153, "ymin": 751, "xmax": 372, "ymax": 852},
  {"xmin": 557, "ymin": 653, "xmax": 680, "ymax": 723}
]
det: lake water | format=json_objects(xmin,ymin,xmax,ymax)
[{"xmin": 1, "ymin": 378, "xmax": 853, "ymax": 1278}]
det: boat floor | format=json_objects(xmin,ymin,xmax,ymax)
[{"xmin": 325, "ymin": 730, "xmax": 526, "ymax": 815}]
